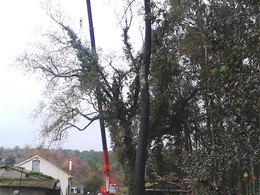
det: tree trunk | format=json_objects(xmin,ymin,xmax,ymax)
[{"xmin": 133, "ymin": 0, "xmax": 152, "ymax": 195}]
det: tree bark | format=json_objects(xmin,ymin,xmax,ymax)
[{"xmin": 133, "ymin": 0, "xmax": 151, "ymax": 194}]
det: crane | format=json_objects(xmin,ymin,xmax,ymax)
[
  {"xmin": 97, "ymin": 136, "xmax": 118, "ymax": 195},
  {"xmin": 85, "ymin": 0, "xmax": 118, "ymax": 194}
]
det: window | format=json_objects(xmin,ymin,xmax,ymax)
[{"xmin": 32, "ymin": 157, "xmax": 40, "ymax": 172}]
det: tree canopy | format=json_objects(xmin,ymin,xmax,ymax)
[
  {"xmin": 145, "ymin": 0, "xmax": 259, "ymax": 194},
  {"xmin": 17, "ymin": 0, "xmax": 259, "ymax": 194}
]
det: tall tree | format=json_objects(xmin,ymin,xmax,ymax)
[
  {"xmin": 133, "ymin": 0, "xmax": 152, "ymax": 194},
  {"xmin": 17, "ymin": 4, "xmax": 140, "ymax": 191},
  {"xmin": 121, "ymin": 0, "xmax": 259, "ymax": 193},
  {"xmin": 145, "ymin": 0, "xmax": 259, "ymax": 194}
]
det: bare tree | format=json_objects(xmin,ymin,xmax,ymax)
[
  {"xmin": 17, "ymin": 5, "xmax": 142, "ymax": 191},
  {"xmin": 17, "ymin": 10, "xmax": 101, "ymax": 146},
  {"xmin": 16, "ymin": 1, "xmax": 156, "ymax": 193}
]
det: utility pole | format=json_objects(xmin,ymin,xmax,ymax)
[{"xmin": 68, "ymin": 154, "xmax": 73, "ymax": 195}]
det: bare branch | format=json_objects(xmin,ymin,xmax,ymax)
[{"xmin": 120, "ymin": 0, "xmax": 136, "ymax": 24}]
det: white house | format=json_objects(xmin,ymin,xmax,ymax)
[{"xmin": 16, "ymin": 155, "xmax": 71, "ymax": 195}]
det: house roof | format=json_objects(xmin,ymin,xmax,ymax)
[
  {"xmin": 0, "ymin": 166, "xmax": 60, "ymax": 190},
  {"xmin": 0, "ymin": 179, "xmax": 58, "ymax": 189},
  {"xmin": 16, "ymin": 155, "xmax": 70, "ymax": 177},
  {"xmin": 16, "ymin": 155, "xmax": 42, "ymax": 166}
]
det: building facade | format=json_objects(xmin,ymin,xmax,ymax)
[{"xmin": 16, "ymin": 155, "xmax": 71, "ymax": 195}]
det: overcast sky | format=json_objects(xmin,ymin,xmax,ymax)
[{"xmin": 0, "ymin": 0, "xmax": 142, "ymax": 151}]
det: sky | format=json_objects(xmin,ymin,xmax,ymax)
[{"xmin": 0, "ymin": 0, "xmax": 142, "ymax": 151}]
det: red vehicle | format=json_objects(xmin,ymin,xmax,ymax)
[{"xmin": 97, "ymin": 147, "xmax": 118, "ymax": 195}]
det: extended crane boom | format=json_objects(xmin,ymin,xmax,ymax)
[
  {"xmin": 98, "ymin": 133, "xmax": 118, "ymax": 195},
  {"xmin": 97, "ymin": 92, "xmax": 118, "ymax": 194},
  {"xmin": 86, "ymin": 0, "xmax": 118, "ymax": 194}
]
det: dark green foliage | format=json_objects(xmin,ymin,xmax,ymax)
[
  {"xmin": 145, "ymin": 0, "xmax": 259, "ymax": 194},
  {"xmin": 3, "ymin": 154, "xmax": 16, "ymax": 166},
  {"xmin": 84, "ymin": 174, "xmax": 103, "ymax": 194}
]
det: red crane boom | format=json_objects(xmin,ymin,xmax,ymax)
[{"xmin": 86, "ymin": 0, "xmax": 118, "ymax": 194}]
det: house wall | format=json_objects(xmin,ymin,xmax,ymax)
[{"xmin": 18, "ymin": 157, "xmax": 69, "ymax": 195}]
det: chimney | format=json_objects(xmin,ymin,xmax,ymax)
[{"xmin": 69, "ymin": 154, "xmax": 73, "ymax": 176}]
